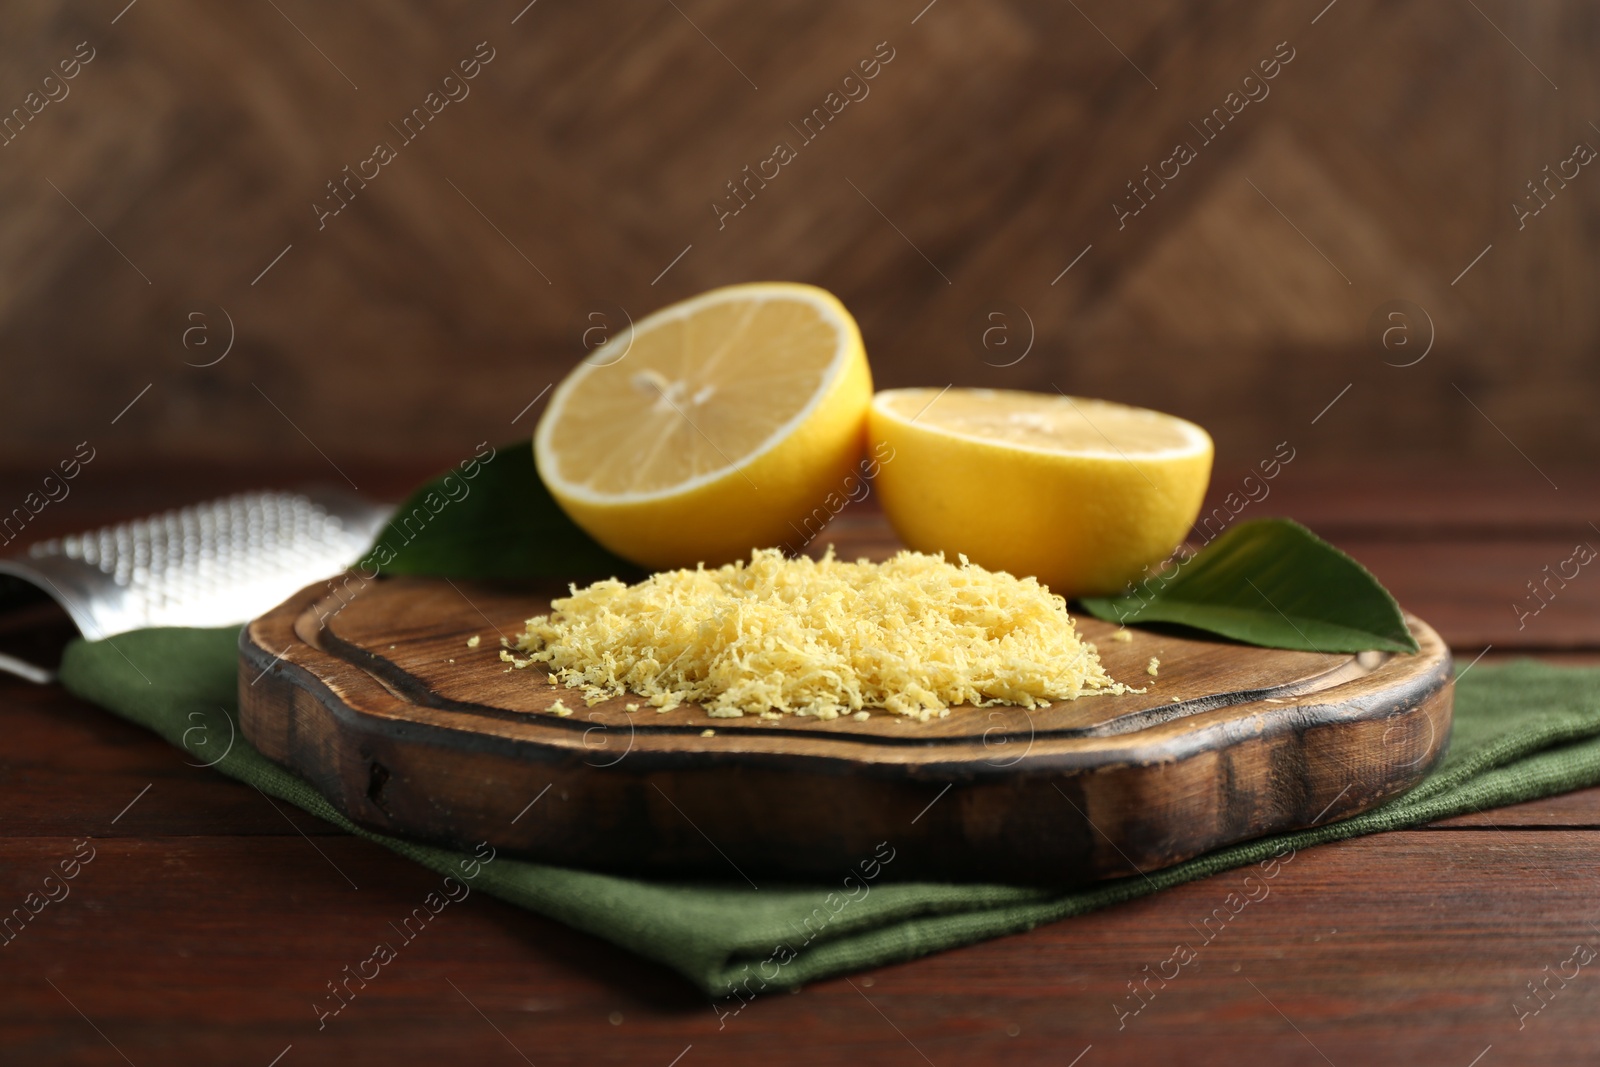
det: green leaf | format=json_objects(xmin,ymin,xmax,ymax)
[
  {"xmin": 368, "ymin": 440, "xmax": 644, "ymax": 582},
  {"xmin": 1077, "ymin": 518, "xmax": 1419, "ymax": 654}
]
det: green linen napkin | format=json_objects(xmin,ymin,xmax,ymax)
[{"xmin": 58, "ymin": 626, "xmax": 1600, "ymax": 1010}]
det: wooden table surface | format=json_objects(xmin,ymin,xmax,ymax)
[{"xmin": 4, "ymin": 462, "xmax": 1599, "ymax": 1066}]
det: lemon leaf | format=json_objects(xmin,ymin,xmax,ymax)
[
  {"xmin": 370, "ymin": 440, "xmax": 644, "ymax": 581},
  {"xmin": 1077, "ymin": 518, "xmax": 1419, "ymax": 654}
]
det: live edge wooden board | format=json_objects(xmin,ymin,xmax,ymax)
[{"xmin": 240, "ymin": 555, "xmax": 1453, "ymax": 886}]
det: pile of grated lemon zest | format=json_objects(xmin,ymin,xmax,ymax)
[{"xmin": 507, "ymin": 548, "xmax": 1128, "ymax": 723}]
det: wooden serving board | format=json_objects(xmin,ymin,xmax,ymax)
[{"xmin": 239, "ymin": 529, "xmax": 1453, "ymax": 885}]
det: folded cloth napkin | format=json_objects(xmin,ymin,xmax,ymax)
[{"xmin": 58, "ymin": 626, "xmax": 1600, "ymax": 1004}]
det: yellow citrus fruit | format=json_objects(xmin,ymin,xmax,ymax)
[
  {"xmin": 869, "ymin": 388, "xmax": 1213, "ymax": 597},
  {"xmin": 535, "ymin": 282, "xmax": 872, "ymax": 570}
]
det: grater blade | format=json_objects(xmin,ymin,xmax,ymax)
[{"xmin": 0, "ymin": 488, "xmax": 393, "ymax": 683}]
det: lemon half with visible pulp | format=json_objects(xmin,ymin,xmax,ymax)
[
  {"xmin": 535, "ymin": 283, "xmax": 872, "ymax": 569},
  {"xmin": 869, "ymin": 388, "xmax": 1213, "ymax": 597}
]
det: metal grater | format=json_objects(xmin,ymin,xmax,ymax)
[{"xmin": 0, "ymin": 489, "xmax": 393, "ymax": 683}]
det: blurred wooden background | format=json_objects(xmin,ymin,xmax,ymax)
[{"xmin": 2, "ymin": 0, "xmax": 1596, "ymax": 481}]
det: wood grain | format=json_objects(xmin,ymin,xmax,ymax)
[
  {"xmin": 6, "ymin": 825, "xmax": 1600, "ymax": 1064},
  {"xmin": 2, "ymin": 1, "xmax": 1598, "ymax": 476}
]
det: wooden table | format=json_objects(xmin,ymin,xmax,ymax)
[{"xmin": 4, "ymin": 462, "xmax": 1599, "ymax": 1065}]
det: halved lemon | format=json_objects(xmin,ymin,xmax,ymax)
[
  {"xmin": 869, "ymin": 388, "xmax": 1213, "ymax": 597},
  {"xmin": 535, "ymin": 283, "xmax": 872, "ymax": 569}
]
